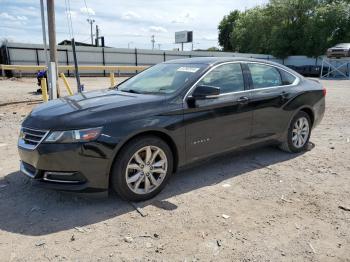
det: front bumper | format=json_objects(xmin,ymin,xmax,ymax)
[{"xmin": 18, "ymin": 141, "xmax": 112, "ymax": 192}]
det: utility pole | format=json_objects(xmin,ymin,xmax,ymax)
[
  {"xmin": 94, "ymin": 25, "xmax": 105, "ymax": 47},
  {"xmin": 151, "ymin": 35, "xmax": 155, "ymax": 50},
  {"xmin": 87, "ymin": 18, "xmax": 95, "ymax": 45},
  {"xmin": 46, "ymin": 0, "xmax": 58, "ymax": 98},
  {"xmin": 95, "ymin": 24, "xmax": 99, "ymax": 46},
  {"xmin": 71, "ymin": 38, "xmax": 83, "ymax": 93},
  {"xmin": 39, "ymin": 0, "xmax": 51, "ymax": 99}
]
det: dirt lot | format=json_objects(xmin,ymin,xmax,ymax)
[{"xmin": 0, "ymin": 77, "xmax": 349, "ymax": 261}]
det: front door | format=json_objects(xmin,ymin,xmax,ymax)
[{"xmin": 183, "ymin": 62, "xmax": 254, "ymax": 162}]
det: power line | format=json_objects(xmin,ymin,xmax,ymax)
[
  {"xmin": 82, "ymin": 0, "xmax": 95, "ymax": 45},
  {"xmin": 80, "ymin": 36, "xmax": 93, "ymax": 43},
  {"xmin": 66, "ymin": 0, "xmax": 75, "ymax": 38},
  {"xmin": 64, "ymin": 0, "xmax": 72, "ymax": 39},
  {"xmin": 83, "ymin": 0, "xmax": 92, "ymax": 20}
]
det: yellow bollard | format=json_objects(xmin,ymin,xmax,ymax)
[
  {"xmin": 40, "ymin": 78, "xmax": 49, "ymax": 102},
  {"xmin": 110, "ymin": 72, "xmax": 116, "ymax": 87},
  {"xmin": 60, "ymin": 73, "xmax": 73, "ymax": 96}
]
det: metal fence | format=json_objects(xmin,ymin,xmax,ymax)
[{"xmin": 0, "ymin": 41, "xmax": 327, "ymax": 77}]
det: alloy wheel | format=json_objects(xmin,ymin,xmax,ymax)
[
  {"xmin": 125, "ymin": 145, "xmax": 168, "ymax": 195},
  {"xmin": 292, "ymin": 116, "xmax": 310, "ymax": 148}
]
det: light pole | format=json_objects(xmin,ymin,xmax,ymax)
[
  {"xmin": 87, "ymin": 18, "xmax": 95, "ymax": 45},
  {"xmin": 127, "ymin": 42, "xmax": 133, "ymax": 49},
  {"xmin": 151, "ymin": 35, "xmax": 155, "ymax": 50}
]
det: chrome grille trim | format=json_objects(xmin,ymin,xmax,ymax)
[
  {"xmin": 24, "ymin": 138, "xmax": 42, "ymax": 143},
  {"xmin": 43, "ymin": 172, "xmax": 82, "ymax": 184},
  {"xmin": 18, "ymin": 127, "xmax": 49, "ymax": 150},
  {"xmin": 22, "ymin": 132, "xmax": 43, "ymax": 138}
]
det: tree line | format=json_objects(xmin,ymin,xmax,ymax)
[{"xmin": 218, "ymin": 0, "xmax": 350, "ymax": 58}]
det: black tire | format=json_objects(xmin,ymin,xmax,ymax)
[
  {"xmin": 110, "ymin": 135, "xmax": 173, "ymax": 201},
  {"xmin": 279, "ymin": 111, "xmax": 312, "ymax": 153}
]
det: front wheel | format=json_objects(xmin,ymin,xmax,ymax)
[
  {"xmin": 110, "ymin": 136, "xmax": 173, "ymax": 201},
  {"xmin": 279, "ymin": 111, "xmax": 311, "ymax": 153}
]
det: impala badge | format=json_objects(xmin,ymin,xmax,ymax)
[{"xmin": 193, "ymin": 138, "xmax": 210, "ymax": 145}]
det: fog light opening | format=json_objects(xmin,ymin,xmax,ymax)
[{"xmin": 43, "ymin": 171, "xmax": 84, "ymax": 184}]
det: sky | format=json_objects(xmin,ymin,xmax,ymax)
[{"xmin": 0, "ymin": 0, "xmax": 267, "ymax": 51}]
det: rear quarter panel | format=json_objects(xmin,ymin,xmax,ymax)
[{"xmin": 283, "ymin": 78, "xmax": 325, "ymax": 130}]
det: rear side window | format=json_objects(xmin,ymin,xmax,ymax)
[
  {"xmin": 198, "ymin": 63, "xmax": 244, "ymax": 94},
  {"xmin": 279, "ymin": 69, "xmax": 297, "ymax": 85},
  {"xmin": 247, "ymin": 63, "xmax": 282, "ymax": 89}
]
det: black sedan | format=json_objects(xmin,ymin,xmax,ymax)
[{"xmin": 18, "ymin": 57, "xmax": 326, "ymax": 201}]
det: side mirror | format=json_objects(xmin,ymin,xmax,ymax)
[{"xmin": 191, "ymin": 85, "xmax": 220, "ymax": 99}]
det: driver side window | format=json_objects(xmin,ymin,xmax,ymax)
[{"xmin": 198, "ymin": 63, "xmax": 244, "ymax": 94}]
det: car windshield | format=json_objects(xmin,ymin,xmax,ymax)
[
  {"xmin": 335, "ymin": 43, "xmax": 350, "ymax": 48},
  {"xmin": 118, "ymin": 63, "xmax": 206, "ymax": 94}
]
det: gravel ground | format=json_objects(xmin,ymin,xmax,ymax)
[
  {"xmin": 0, "ymin": 77, "xmax": 349, "ymax": 261},
  {"xmin": 0, "ymin": 76, "xmax": 128, "ymax": 105}
]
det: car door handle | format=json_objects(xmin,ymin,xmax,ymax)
[{"xmin": 237, "ymin": 96, "xmax": 249, "ymax": 104}]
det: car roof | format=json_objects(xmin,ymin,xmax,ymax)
[
  {"xmin": 164, "ymin": 56, "xmax": 280, "ymax": 66},
  {"xmin": 163, "ymin": 56, "xmax": 304, "ymax": 79}
]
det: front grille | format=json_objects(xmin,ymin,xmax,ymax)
[
  {"xmin": 331, "ymin": 49, "xmax": 346, "ymax": 53},
  {"xmin": 19, "ymin": 127, "xmax": 49, "ymax": 149}
]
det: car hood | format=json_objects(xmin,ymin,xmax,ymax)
[
  {"xmin": 330, "ymin": 47, "xmax": 348, "ymax": 50},
  {"xmin": 22, "ymin": 89, "xmax": 166, "ymax": 130}
]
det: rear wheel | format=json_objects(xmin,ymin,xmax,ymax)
[
  {"xmin": 110, "ymin": 136, "xmax": 173, "ymax": 201},
  {"xmin": 279, "ymin": 111, "xmax": 311, "ymax": 153}
]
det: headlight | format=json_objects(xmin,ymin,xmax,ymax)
[
  {"xmin": 19, "ymin": 128, "xmax": 25, "ymax": 140},
  {"xmin": 44, "ymin": 127, "xmax": 102, "ymax": 143}
]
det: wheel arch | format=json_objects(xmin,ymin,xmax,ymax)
[
  {"xmin": 299, "ymin": 107, "xmax": 315, "ymax": 127},
  {"xmin": 285, "ymin": 105, "xmax": 315, "ymax": 130},
  {"xmin": 107, "ymin": 129, "xmax": 179, "ymax": 187}
]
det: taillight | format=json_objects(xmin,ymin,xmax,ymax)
[{"xmin": 322, "ymin": 88, "xmax": 327, "ymax": 96}]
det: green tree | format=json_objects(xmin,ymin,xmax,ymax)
[
  {"xmin": 207, "ymin": 47, "xmax": 221, "ymax": 51},
  {"xmin": 304, "ymin": 1, "xmax": 350, "ymax": 57},
  {"xmin": 218, "ymin": 0, "xmax": 350, "ymax": 58},
  {"xmin": 218, "ymin": 10, "xmax": 240, "ymax": 51},
  {"xmin": 230, "ymin": 7, "xmax": 273, "ymax": 54},
  {"xmin": 267, "ymin": 0, "xmax": 319, "ymax": 57}
]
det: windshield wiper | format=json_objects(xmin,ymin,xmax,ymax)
[{"xmin": 120, "ymin": 89, "xmax": 141, "ymax": 94}]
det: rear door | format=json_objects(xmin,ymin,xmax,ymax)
[
  {"xmin": 184, "ymin": 62, "xmax": 254, "ymax": 162},
  {"xmin": 245, "ymin": 62, "xmax": 298, "ymax": 142}
]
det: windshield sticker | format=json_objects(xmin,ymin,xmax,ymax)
[{"xmin": 177, "ymin": 67, "xmax": 200, "ymax": 73}]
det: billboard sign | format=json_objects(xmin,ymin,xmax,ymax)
[{"xmin": 175, "ymin": 31, "xmax": 193, "ymax": 43}]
